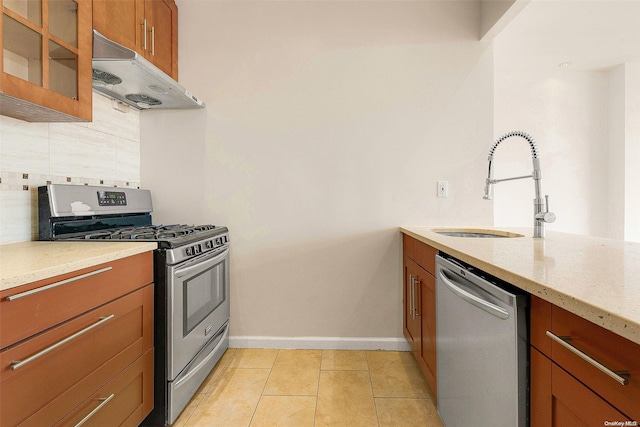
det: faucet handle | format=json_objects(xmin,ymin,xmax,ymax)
[
  {"xmin": 535, "ymin": 195, "xmax": 556, "ymax": 223},
  {"xmin": 536, "ymin": 211, "xmax": 556, "ymax": 223}
]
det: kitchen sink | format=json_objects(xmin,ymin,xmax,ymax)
[{"xmin": 432, "ymin": 228, "xmax": 524, "ymax": 238}]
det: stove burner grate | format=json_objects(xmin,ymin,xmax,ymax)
[{"xmin": 83, "ymin": 224, "xmax": 217, "ymax": 241}]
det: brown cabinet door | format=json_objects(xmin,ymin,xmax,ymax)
[
  {"xmin": 403, "ymin": 257, "xmax": 421, "ymax": 357},
  {"xmin": 144, "ymin": 0, "xmax": 178, "ymax": 78},
  {"xmin": 93, "ymin": 0, "xmax": 143, "ymax": 52},
  {"xmin": 530, "ymin": 347, "xmax": 552, "ymax": 427},
  {"xmin": 419, "ymin": 269, "xmax": 437, "ymax": 396},
  {"xmin": 402, "ymin": 233, "xmax": 438, "ymax": 396},
  {"xmin": 552, "ymin": 363, "xmax": 630, "ymax": 426},
  {"xmin": 530, "ymin": 347, "xmax": 632, "ymax": 427}
]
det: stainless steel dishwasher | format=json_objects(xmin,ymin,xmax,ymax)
[{"xmin": 436, "ymin": 253, "xmax": 528, "ymax": 427}]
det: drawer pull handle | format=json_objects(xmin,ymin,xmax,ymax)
[
  {"xmin": 10, "ymin": 315, "xmax": 115, "ymax": 370},
  {"xmin": 74, "ymin": 394, "xmax": 115, "ymax": 427},
  {"xmin": 546, "ymin": 331, "xmax": 630, "ymax": 386},
  {"xmin": 6, "ymin": 267, "xmax": 113, "ymax": 301}
]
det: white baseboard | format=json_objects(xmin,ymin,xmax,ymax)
[{"xmin": 229, "ymin": 336, "xmax": 411, "ymax": 351}]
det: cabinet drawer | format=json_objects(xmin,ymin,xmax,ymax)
[
  {"xmin": 0, "ymin": 285, "xmax": 153, "ymax": 427},
  {"xmin": 0, "ymin": 252, "xmax": 153, "ymax": 349},
  {"xmin": 551, "ymin": 362, "xmax": 629, "ymax": 426},
  {"xmin": 55, "ymin": 349, "xmax": 154, "ymax": 427},
  {"xmin": 549, "ymin": 305, "xmax": 640, "ymax": 421},
  {"xmin": 402, "ymin": 234, "xmax": 437, "ymax": 275}
]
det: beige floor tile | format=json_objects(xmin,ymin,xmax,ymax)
[
  {"xmin": 227, "ymin": 348, "xmax": 279, "ymax": 369},
  {"xmin": 263, "ymin": 349, "xmax": 322, "ymax": 396},
  {"xmin": 367, "ymin": 351, "xmax": 430, "ymax": 398},
  {"xmin": 375, "ymin": 398, "xmax": 444, "ymax": 427},
  {"xmin": 315, "ymin": 371, "xmax": 378, "ymax": 427},
  {"xmin": 249, "ymin": 396, "xmax": 316, "ymax": 427},
  {"xmin": 321, "ymin": 350, "xmax": 368, "ymax": 371},
  {"xmin": 185, "ymin": 368, "xmax": 270, "ymax": 427}
]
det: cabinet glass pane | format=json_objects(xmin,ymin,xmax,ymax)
[
  {"xmin": 49, "ymin": 0, "xmax": 78, "ymax": 47},
  {"xmin": 2, "ymin": 0, "xmax": 42, "ymax": 26},
  {"xmin": 3, "ymin": 14, "xmax": 43, "ymax": 85},
  {"xmin": 49, "ymin": 40, "xmax": 77, "ymax": 98}
]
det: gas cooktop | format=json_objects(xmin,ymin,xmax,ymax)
[
  {"xmin": 82, "ymin": 224, "xmax": 217, "ymax": 240},
  {"xmin": 70, "ymin": 224, "xmax": 228, "ymax": 250}
]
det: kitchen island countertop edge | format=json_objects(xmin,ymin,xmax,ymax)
[{"xmin": 401, "ymin": 226, "xmax": 640, "ymax": 346}]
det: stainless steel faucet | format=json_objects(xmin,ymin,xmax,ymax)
[{"xmin": 483, "ymin": 131, "xmax": 556, "ymax": 238}]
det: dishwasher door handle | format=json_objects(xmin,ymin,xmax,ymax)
[{"xmin": 438, "ymin": 269, "xmax": 510, "ymax": 320}]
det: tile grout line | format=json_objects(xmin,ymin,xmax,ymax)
[
  {"xmin": 247, "ymin": 348, "xmax": 281, "ymax": 427},
  {"xmin": 313, "ymin": 350, "xmax": 324, "ymax": 427},
  {"xmin": 366, "ymin": 351, "xmax": 382, "ymax": 427}
]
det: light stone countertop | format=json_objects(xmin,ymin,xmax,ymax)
[
  {"xmin": 0, "ymin": 241, "xmax": 158, "ymax": 291},
  {"xmin": 400, "ymin": 226, "xmax": 640, "ymax": 346}
]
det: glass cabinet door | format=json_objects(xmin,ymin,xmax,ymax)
[{"xmin": 2, "ymin": 0, "xmax": 79, "ymax": 99}]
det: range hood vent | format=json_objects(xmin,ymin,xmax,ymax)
[{"xmin": 91, "ymin": 30, "xmax": 205, "ymax": 111}]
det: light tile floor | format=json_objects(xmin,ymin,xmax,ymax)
[{"xmin": 174, "ymin": 348, "xmax": 444, "ymax": 427}]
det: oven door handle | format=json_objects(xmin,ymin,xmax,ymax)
[{"xmin": 175, "ymin": 247, "xmax": 229, "ymax": 278}]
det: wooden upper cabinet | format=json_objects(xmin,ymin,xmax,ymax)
[
  {"xmin": 144, "ymin": 0, "xmax": 177, "ymax": 79},
  {"xmin": 92, "ymin": 0, "xmax": 178, "ymax": 79},
  {"xmin": 93, "ymin": 0, "xmax": 141, "ymax": 52},
  {"xmin": 0, "ymin": 0, "xmax": 93, "ymax": 122}
]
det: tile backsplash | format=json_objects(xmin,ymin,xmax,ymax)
[{"xmin": 0, "ymin": 95, "xmax": 141, "ymax": 243}]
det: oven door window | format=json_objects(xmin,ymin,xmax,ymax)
[{"xmin": 183, "ymin": 261, "xmax": 225, "ymax": 336}]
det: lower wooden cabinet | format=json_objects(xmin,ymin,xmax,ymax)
[
  {"xmin": 403, "ymin": 256, "xmax": 421, "ymax": 356},
  {"xmin": 402, "ymin": 233, "xmax": 437, "ymax": 396},
  {"xmin": 530, "ymin": 296, "xmax": 639, "ymax": 426},
  {"xmin": 531, "ymin": 348, "xmax": 630, "ymax": 426},
  {"xmin": 0, "ymin": 252, "xmax": 154, "ymax": 427},
  {"xmin": 419, "ymin": 271, "xmax": 437, "ymax": 392}
]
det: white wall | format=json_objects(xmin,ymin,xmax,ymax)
[
  {"xmin": 492, "ymin": 67, "xmax": 610, "ymax": 237},
  {"xmin": 625, "ymin": 63, "xmax": 640, "ymax": 242},
  {"xmin": 0, "ymin": 95, "xmax": 141, "ymax": 243},
  {"xmin": 141, "ymin": 1, "xmax": 494, "ymax": 347},
  {"xmin": 609, "ymin": 66, "xmax": 626, "ymax": 240},
  {"xmin": 610, "ymin": 63, "xmax": 640, "ymax": 242}
]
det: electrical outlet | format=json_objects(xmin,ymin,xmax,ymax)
[{"xmin": 437, "ymin": 181, "xmax": 448, "ymax": 198}]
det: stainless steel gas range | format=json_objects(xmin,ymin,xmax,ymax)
[{"xmin": 38, "ymin": 184, "xmax": 229, "ymax": 426}]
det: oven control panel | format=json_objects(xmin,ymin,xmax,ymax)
[
  {"xmin": 184, "ymin": 234, "xmax": 229, "ymax": 257},
  {"xmin": 97, "ymin": 191, "xmax": 127, "ymax": 206}
]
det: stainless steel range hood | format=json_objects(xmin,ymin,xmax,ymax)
[{"xmin": 92, "ymin": 30, "xmax": 205, "ymax": 110}]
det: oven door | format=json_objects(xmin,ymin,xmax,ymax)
[{"xmin": 168, "ymin": 246, "xmax": 230, "ymax": 380}]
